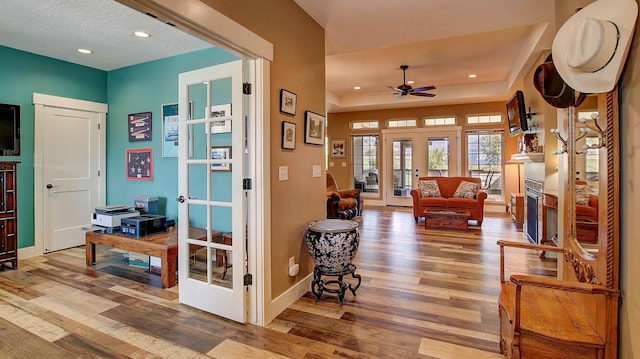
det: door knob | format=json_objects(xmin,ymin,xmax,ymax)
[
  {"xmin": 176, "ymin": 195, "xmax": 185, "ymax": 203},
  {"xmin": 46, "ymin": 184, "xmax": 53, "ymax": 189}
]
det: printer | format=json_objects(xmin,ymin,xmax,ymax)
[{"xmin": 91, "ymin": 205, "xmax": 139, "ymax": 228}]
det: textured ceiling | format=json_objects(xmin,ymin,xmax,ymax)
[{"xmin": 0, "ymin": 0, "xmax": 211, "ymax": 71}]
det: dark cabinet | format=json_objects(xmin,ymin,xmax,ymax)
[{"xmin": 0, "ymin": 162, "xmax": 18, "ymax": 269}]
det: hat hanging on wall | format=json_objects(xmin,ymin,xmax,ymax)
[
  {"xmin": 552, "ymin": 0, "xmax": 638, "ymax": 94},
  {"xmin": 533, "ymin": 54, "xmax": 587, "ymax": 108}
]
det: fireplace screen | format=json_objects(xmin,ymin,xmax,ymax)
[{"xmin": 526, "ymin": 191, "xmax": 539, "ymax": 244}]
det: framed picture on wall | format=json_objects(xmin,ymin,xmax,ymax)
[
  {"xmin": 128, "ymin": 111, "xmax": 152, "ymax": 142},
  {"xmin": 211, "ymin": 146, "xmax": 231, "ymax": 171},
  {"xmin": 281, "ymin": 121, "xmax": 296, "ymax": 150},
  {"xmin": 161, "ymin": 102, "xmax": 194, "ymax": 157},
  {"xmin": 208, "ymin": 104, "xmax": 232, "ymax": 134},
  {"xmin": 161, "ymin": 103, "xmax": 179, "ymax": 157},
  {"xmin": 126, "ymin": 148, "xmax": 153, "ymax": 180},
  {"xmin": 330, "ymin": 139, "xmax": 346, "ymax": 158},
  {"xmin": 304, "ymin": 110, "xmax": 325, "ymax": 145},
  {"xmin": 280, "ymin": 89, "xmax": 297, "ymax": 116}
]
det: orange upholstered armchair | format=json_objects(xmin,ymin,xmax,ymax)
[{"xmin": 326, "ymin": 172, "xmax": 362, "ymax": 219}]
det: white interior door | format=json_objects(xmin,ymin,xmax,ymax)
[
  {"xmin": 177, "ymin": 60, "xmax": 247, "ymax": 323},
  {"xmin": 34, "ymin": 94, "xmax": 106, "ymax": 254},
  {"xmin": 383, "ymin": 128, "xmax": 460, "ymax": 206}
]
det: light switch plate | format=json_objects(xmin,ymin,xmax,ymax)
[
  {"xmin": 312, "ymin": 165, "xmax": 321, "ymax": 178},
  {"xmin": 279, "ymin": 166, "xmax": 288, "ymax": 181}
]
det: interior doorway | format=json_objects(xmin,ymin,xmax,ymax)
[{"xmin": 33, "ymin": 94, "xmax": 107, "ymax": 255}]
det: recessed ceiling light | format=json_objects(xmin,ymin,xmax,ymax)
[
  {"xmin": 468, "ymin": 74, "xmax": 477, "ymax": 78},
  {"xmin": 77, "ymin": 48, "xmax": 92, "ymax": 54},
  {"xmin": 134, "ymin": 31, "xmax": 151, "ymax": 38},
  {"xmin": 407, "ymin": 80, "xmax": 415, "ymax": 84},
  {"xmin": 354, "ymin": 86, "xmax": 361, "ymax": 90}
]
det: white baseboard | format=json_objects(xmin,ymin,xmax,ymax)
[
  {"xmin": 18, "ymin": 246, "xmax": 36, "ymax": 260},
  {"xmin": 269, "ymin": 272, "xmax": 312, "ymax": 323}
]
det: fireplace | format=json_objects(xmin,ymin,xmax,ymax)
[{"xmin": 524, "ymin": 178, "xmax": 543, "ymax": 244}]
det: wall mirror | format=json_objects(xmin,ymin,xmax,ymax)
[
  {"xmin": 564, "ymin": 90, "xmax": 618, "ymax": 288},
  {"xmin": 572, "ymin": 95, "xmax": 602, "ymax": 254}
]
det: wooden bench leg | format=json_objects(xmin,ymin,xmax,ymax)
[
  {"xmin": 161, "ymin": 249, "xmax": 177, "ymax": 289},
  {"xmin": 86, "ymin": 242, "xmax": 96, "ymax": 266}
]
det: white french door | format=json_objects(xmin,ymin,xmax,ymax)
[
  {"xmin": 383, "ymin": 128, "xmax": 461, "ymax": 206},
  {"xmin": 177, "ymin": 60, "xmax": 248, "ymax": 322}
]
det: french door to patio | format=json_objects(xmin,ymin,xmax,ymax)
[{"xmin": 383, "ymin": 128, "xmax": 461, "ymax": 206}]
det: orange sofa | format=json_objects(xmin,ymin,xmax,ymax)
[{"xmin": 410, "ymin": 176, "xmax": 487, "ymax": 225}]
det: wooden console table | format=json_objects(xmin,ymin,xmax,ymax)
[{"xmin": 85, "ymin": 227, "xmax": 207, "ymax": 288}]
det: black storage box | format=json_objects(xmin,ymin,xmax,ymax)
[{"xmin": 120, "ymin": 215, "xmax": 167, "ymax": 238}]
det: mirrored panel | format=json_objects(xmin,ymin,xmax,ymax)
[{"xmin": 572, "ymin": 95, "xmax": 605, "ymax": 255}]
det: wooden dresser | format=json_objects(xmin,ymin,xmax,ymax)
[{"xmin": 0, "ymin": 162, "xmax": 18, "ymax": 269}]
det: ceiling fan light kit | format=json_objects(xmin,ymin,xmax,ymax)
[{"xmin": 387, "ymin": 65, "xmax": 436, "ymax": 98}]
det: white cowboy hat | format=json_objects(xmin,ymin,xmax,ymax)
[{"xmin": 552, "ymin": 0, "xmax": 638, "ymax": 94}]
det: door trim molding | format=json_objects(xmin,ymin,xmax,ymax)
[{"xmin": 32, "ymin": 93, "xmax": 107, "ymax": 256}]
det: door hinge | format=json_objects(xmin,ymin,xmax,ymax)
[
  {"xmin": 243, "ymin": 178, "xmax": 252, "ymax": 190},
  {"xmin": 243, "ymin": 82, "xmax": 252, "ymax": 95},
  {"xmin": 244, "ymin": 273, "xmax": 253, "ymax": 286},
  {"xmin": 98, "ymin": 123, "xmax": 101, "ymax": 130}
]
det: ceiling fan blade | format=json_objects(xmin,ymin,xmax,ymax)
[
  {"xmin": 410, "ymin": 92, "xmax": 436, "ymax": 97},
  {"xmin": 411, "ymin": 85, "xmax": 436, "ymax": 92},
  {"xmin": 387, "ymin": 86, "xmax": 400, "ymax": 92},
  {"xmin": 395, "ymin": 94, "xmax": 405, "ymax": 101}
]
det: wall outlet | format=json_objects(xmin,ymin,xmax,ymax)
[{"xmin": 288, "ymin": 256, "xmax": 295, "ymax": 267}]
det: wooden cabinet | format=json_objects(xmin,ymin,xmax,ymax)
[
  {"xmin": 0, "ymin": 162, "xmax": 18, "ymax": 269},
  {"xmin": 510, "ymin": 193, "xmax": 524, "ymax": 230}
]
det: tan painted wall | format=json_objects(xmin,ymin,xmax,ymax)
[
  {"xmin": 327, "ymin": 102, "xmax": 519, "ymax": 201},
  {"xmin": 201, "ymin": 0, "xmax": 326, "ymax": 298},
  {"xmin": 619, "ymin": 1, "xmax": 640, "ymax": 356}
]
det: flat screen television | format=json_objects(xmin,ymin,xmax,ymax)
[
  {"xmin": 506, "ymin": 90, "xmax": 528, "ymax": 137},
  {"xmin": 0, "ymin": 103, "xmax": 20, "ymax": 156}
]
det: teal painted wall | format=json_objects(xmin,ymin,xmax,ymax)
[
  {"xmin": 106, "ymin": 47, "xmax": 239, "ymax": 225},
  {"xmin": 0, "ymin": 45, "xmax": 107, "ymax": 249},
  {"xmin": 0, "ymin": 45, "xmax": 237, "ymax": 249}
]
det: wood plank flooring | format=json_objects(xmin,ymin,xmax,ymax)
[{"xmin": 0, "ymin": 206, "xmax": 556, "ymax": 358}]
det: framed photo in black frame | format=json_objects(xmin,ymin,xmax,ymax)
[
  {"xmin": 282, "ymin": 121, "xmax": 296, "ymax": 150},
  {"xmin": 304, "ymin": 111, "xmax": 325, "ymax": 145},
  {"xmin": 280, "ymin": 89, "xmax": 297, "ymax": 116}
]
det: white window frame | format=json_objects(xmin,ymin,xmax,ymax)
[
  {"xmin": 466, "ymin": 114, "xmax": 503, "ymax": 125},
  {"xmin": 387, "ymin": 118, "xmax": 417, "ymax": 128},
  {"xmin": 351, "ymin": 120, "xmax": 379, "ymax": 130},
  {"xmin": 423, "ymin": 116, "xmax": 457, "ymax": 126}
]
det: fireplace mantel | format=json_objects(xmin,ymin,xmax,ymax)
[{"xmin": 511, "ymin": 152, "xmax": 544, "ymax": 162}]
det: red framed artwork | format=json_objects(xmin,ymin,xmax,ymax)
[{"xmin": 126, "ymin": 148, "xmax": 153, "ymax": 180}]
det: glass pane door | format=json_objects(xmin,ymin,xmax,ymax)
[
  {"xmin": 427, "ymin": 137, "xmax": 450, "ymax": 177},
  {"xmin": 392, "ymin": 139, "xmax": 412, "ymax": 198},
  {"xmin": 178, "ymin": 60, "xmax": 247, "ymax": 323},
  {"xmin": 383, "ymin": 129, "xmax": 460, "ymax": 206}
]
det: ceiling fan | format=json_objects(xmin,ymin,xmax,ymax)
[{"xmin": 387, "ymin": 65, "xmax": 436, "ymax": 98}]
